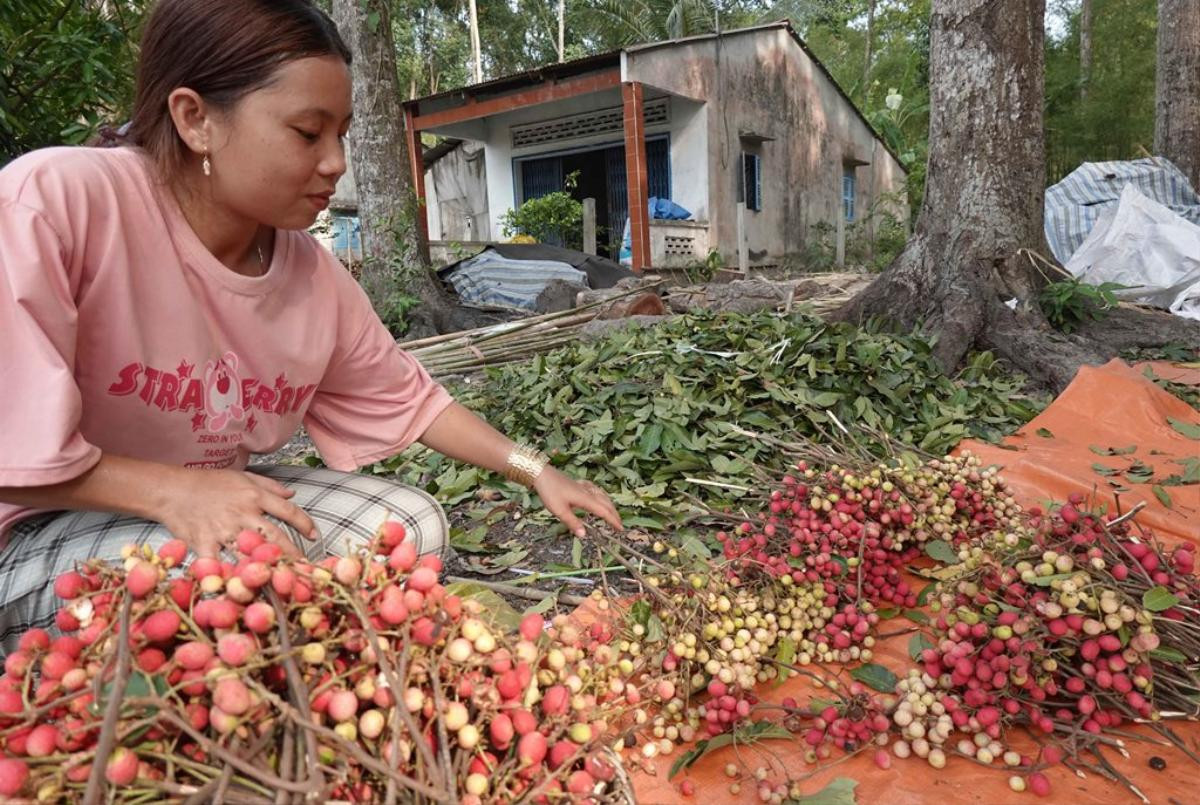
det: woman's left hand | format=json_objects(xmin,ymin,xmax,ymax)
[{"xmin": 533, "ymin": 467, "xmax": 623, "ymax": 538}]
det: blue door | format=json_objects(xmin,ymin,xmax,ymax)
[
  {"xmin": 646, "ymin": 138, "xmax": 670, "ymax": 199},
  {"xmin": 520, "ymin": 156, "xmax": 563, "ymax": 203},
  {"xmin": 605, "ymin": 138, "xmax": 670, "ymax": 253},
  {"xmin": 605, "ymin": 146, "xmax": 628, "ymax": 254}
]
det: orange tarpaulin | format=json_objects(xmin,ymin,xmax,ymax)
[
  {"xmin": 966, "ymin": 360, "xmax": 1199, "ymax": 544},
  {"xmin": 627, "ymin": 360, "xmax": 1199, "ymax": 804}
]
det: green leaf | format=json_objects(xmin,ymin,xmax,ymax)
[
  {"xmin": 1143, "ymin": 586, "xmax": 1180, "ymax": 612},
  {"xmin": 442, "ymin": 583, "xmax": 521, "ymax": 632},
  {"xmin": 523, "ymin": 595, "xmax": 556, "ymax": 616},
  {"xmin": 669, "ymin": 741, "xmax": 707, "ymax": 779},
  {"xmin": 629, "ymin": 599, "xmax": 651, "ymax": 627},
  {"xmin": 875, "ymin": 608, "xmax": 900, "ymax": 620},
  {"xmin": 808, "ymin": 697, "xmax": 839, "ymax": 714},
  {"xmin": 1183, "ymin": 457, "xmax": 1200, "ymax": 482},
  {"xmin": 570, "ymin": 537, "xmax": 583, "ymax": 568},
  {"xmin": 1036, "ymin": 427, "xmax": 1054, "ymax": 438},
  {"xmin": 679, "ymin": 533, "xmax": 712, "ymax": 560},
  {"xmin": 1091, "ymin": 463, "xmax": 1120, "ymax": 477},
  {"xmin": 95, "ymin": 671, "xmax": 168, "ymax": 716},
  {"xmin": 790, "ymin": 777, "xmax": 859, "ymax": 805},
  {"xmin": 646, "ymin": 613, "xmax": 667, "ymax": 643},
  {"xmin": 903, "ymin": 608, "xmax": 930, "ymax": 625},
  {"xmin": 1152, "ymin": 485, "xmax": 1173, "ymax": 509},
  {"xmin": 450, "ymin": 526, "xmax": 489, "ymax": 554},
  {"xmin": 1090, "ymin": 444, "xmax": 1137, "ymax": 456},
  {"xmin": 776, "ymin": 636, "xmax": 797, "ymax": 668},
  {"xmin": 1167, "ymin": 417, "xmax": 1200, "ymax": 439},
  {"xmin": 669, "ymin": 719, "xmax": 792, "ymax": 779},
  {"xmin": 623, "ymin": 515, "xmax": 667, "ymax": 530},
  {"xmin": 849, "ymin": 663, "xmax": 898, "ymax": 693},
  {"xmin": 1124, "ymin": 462, "xmax": 1155, "ymax": 484},
  {"xmin": 1029, "ymin": 572, "xmax": 1075, "ymax": 587},
  {"xmin": 923, "ymin": 540, "xmax": 957, "ymax": 564},
  {"xmin": 1164, "ymin": 457, "xmax": 1200, "ymax": 485},
  {"xmin": 916, "ymin": 583, "xmax": 936, "ymax": 606},
  {"xmin": 637, "ymin": 423, "xmax": 664, "ymax": 456},
  {"xmin": 737, "ymin": 720, "xmax": 794, "ymax": 742},
  {"xmin": 908, "ymin": 633, "xmax": 934, "ymax": 661},
  {"xmin": 1149, "ymin": 647, "xmax": 1189, "ymax": 663}
]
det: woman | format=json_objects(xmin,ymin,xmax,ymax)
[{"xmin": 0, "ymin": 0, "xmax": 621, "ymax": 651}]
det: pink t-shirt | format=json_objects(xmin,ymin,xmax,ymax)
[{"xmin": 0, "ymin": 146, "xmax": 453, "ymax": 540}]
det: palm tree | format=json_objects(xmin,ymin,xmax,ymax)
[{"xmin": 580, "ymin": 0, "xmax": 719, "ymax": 48}]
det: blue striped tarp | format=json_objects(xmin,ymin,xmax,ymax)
[
  {"xmin": 1044, "ymin": 158, "xmax": 1200, "ymax": 264},
  {"xmin": 442, "ymin": 248, "xmax": 588, "ymax": 310}
]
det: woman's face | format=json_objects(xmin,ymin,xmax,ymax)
[{"xmin": 205, "ymin": 56, "xmax": 353, "ymax": 230}]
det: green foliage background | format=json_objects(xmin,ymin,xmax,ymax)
[
  {"xmin": 1, "ymin": 0, "xmax": 145, "ymax": 162},
  {"xmin": 1043, "ymin": 0, "xmax": 1157, "ymax": 182},
  {"xmin": 4, "ymin": 0, "xmax": 1159, "ymax": 207}
]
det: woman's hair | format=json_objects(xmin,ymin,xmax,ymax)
[{"xmin": 115, "ymin": 0, "xmax": 350, "ymax": 175}]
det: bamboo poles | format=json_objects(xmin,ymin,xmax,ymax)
[{"xmin": 399, "ymin": 282, "xmax": 664, "ymax": 378}]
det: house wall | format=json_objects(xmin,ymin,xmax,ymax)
[
  {"xmin": 421, "ymin": 88, "xmax": 709, "ymax": 241},
  {"xmin": 424, "ymin": 141, "xmax": 490, "ymax": 241},
  {"xmin": 667, "ymin": 98, "xmax": 708, "ymax": 221},
  {"xmin": 626, "ymin": 27, "xmax": 908, "ymax": 265}
]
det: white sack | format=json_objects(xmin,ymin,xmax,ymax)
[{"xmin": 1065, "ymin": 184, "xmax": 1200, "ymax": 320}]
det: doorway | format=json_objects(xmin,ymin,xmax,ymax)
[{"xmin": 516, "ymin": 136, "xmax": 670, "ymax": 258}]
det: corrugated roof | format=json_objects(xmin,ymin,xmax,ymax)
[
  {"xmin": 403, "ymin": 20, "xmax": 906, "ymax": 173},
  {"xmin": 621, "ymin": 19, "xmax": 791, "ymax": 54},
  {"xmin": 402, "ymin": 51, "xmax": 621, "ymax": 108}
]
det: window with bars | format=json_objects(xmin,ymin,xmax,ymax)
[
  {"xmin": 842, "ymin": 167, "xmax": 857, "ymax": 222},
  {"xmin": 510, "ymin": 98, "xmax": 670, "ymax": 148},
  {"xmin": 741, "ymin": 152, "xmax": 761, "ymax": 211}
]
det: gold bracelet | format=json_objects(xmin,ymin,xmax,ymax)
[{"xmin": 502, "ymin": 443, "xmax": 550, "ymax": 487}]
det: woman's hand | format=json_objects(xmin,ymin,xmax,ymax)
[
  {"xmin": 532, "ymin": 467, "xmax": 623, "ymax": 538},
  {"xmin": 155, "ymin": 467, "xmax": 318, "ymax": 559},
  {"xmin": 414, "ymin": 403, "xmax": 624, "ymax": 537}
]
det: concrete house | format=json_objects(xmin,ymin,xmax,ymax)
[{"xmin": 397, "ymin": 20, "xmax": 908, "ymax": 271}]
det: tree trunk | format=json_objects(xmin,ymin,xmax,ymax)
[
  {"xmin": 862, "ymin": 0, "xmax": 877, "ymax": 95},
  {"xmin": 331, "ymin": 0, "xmax": 452, "ymax": 338},
  {"xmin": 1079, "ymin": 0, "xmax": 1092, "ymax": 101},
  {"xmin": 468, "ymin": 0, "xmax": 483, "ymax": 84},
  {"xmin": 837, "ymin": 0, "xmax": 1199, "ymax": 393},
  {"xmin": 558, "ymin": 0, "xmax": 566, "ymax": 63},
  {"xmin": 1155, "ymin": 0, "xmax": 1200, "ymax": 188}
]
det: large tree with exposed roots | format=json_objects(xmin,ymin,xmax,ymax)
[{"xmin": 839, "ymin": 0, "xmax": 1199, "ymax": 392}]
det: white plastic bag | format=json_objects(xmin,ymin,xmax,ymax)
[{"xmin": 1066, "ymin": 184, "xmax": 1200, "ymax": 320}]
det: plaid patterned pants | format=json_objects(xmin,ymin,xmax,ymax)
[{"xmin": 0, "ymin": 465, "xmax": 447, "ymax": 654}]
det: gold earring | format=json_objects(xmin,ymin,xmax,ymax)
[{"xmin": 202, "ymin": 150, "xmax": 211, "ymax": 176}]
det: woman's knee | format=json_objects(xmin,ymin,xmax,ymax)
[{"xmin": 253, "ymin": 466, "xmax": 448, "ymax": 561}]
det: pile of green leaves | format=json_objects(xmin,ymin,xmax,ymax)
[{"xmin": 382, "ymin": 312, "xmax": 1044, "ymax": 527}]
